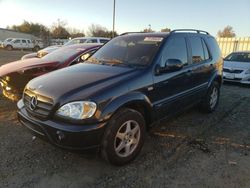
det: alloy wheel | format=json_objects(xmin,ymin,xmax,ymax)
[{"xmin": 114, "ymin": 120, "xmax": 141, "ymax": 158}]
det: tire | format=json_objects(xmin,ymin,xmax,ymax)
[
  {"xmin": 6, "ymin": 45, "xmax": 13, "ymax": 51},
  {"xmin": 101, "ymin": 108, "xmax": 146, "ymax": 165},
  {"xmin": 33, "ymin": 46, "xmax": 40, "ymax": 52},
  {"xmin": 200, "ymin": 81, "xmax": 220, "ymax": 113}
]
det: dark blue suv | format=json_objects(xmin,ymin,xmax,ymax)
[{"xmin": 17, "ymin": 29, "xmax": 223, "ymax": 165}]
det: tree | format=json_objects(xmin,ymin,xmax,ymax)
[
  {"xmin": 217, "ymin": 25, "xmax": 236, "ymax": 38},
  {"xmin": 68, "ymin": 28, "xmax": 85, "ymax": 38},
  {"xmin": 141, "ymin": 28, "xmax": 154, "ymax": 33},
  {"xmin": 8, "ymin": 20, "xmax": 50, "ymax": 38},
  {"xmin": 161, "ymin": 27, "xmax": 171, "ymax": 32},
  {"xmin": 51, "ymin": 19, "xmax": 70, "ymax": 39},
  {"xmin": 87, "ymin": 24, "xmax": 118, "ymax": 38}
]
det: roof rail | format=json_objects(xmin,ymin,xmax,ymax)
[{"xmin": 170, "ymin": 29, "xmax": 210, "ymax": 35}]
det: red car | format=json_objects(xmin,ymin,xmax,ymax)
[{"xmin": 0, "ymin": 44, "xmax": 101, "ymax": 101}]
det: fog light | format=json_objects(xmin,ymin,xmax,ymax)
[{"xmin": 56, "ymin": 130, "xmax": 65, "ymax": 141}]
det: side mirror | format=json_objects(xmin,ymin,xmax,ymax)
[{"xmin": 156, "ymin": 59, "xmax": 183, "ymax": 74}]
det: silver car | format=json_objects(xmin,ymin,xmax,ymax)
[{"xmin": 223, "ymin": 51, "xmax": 250, "ymax": 84}]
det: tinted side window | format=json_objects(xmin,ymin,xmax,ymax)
[
  {"xmin": 87, "ymin": 39, "xmax": 98, "ymax": 43},
  {"xmin": 206, "ymin": 37, "xmax": 221, "ymax": 60},
  {"xmin": 14, "ymin": 40, "xmax": 20, "ymax": 43},
  {"xmin": 22, "ymin": 40, "xmax": 27, "ymax": 43},
  {"xmin": 189, "ymin": 37, "xmax": 205, "ymax": 63},
  {"xmin": 27, "ymin": 40, "xmax": 31, "ymax": 43},
  {"xmin": 202, "ymin": 39, "xmax": 210, "ymax": 60},
  {"xmin": 100, "ymin": 39, "xmax": 109, "ymax": 44},
  {"xmin": 161, "ymin": 37, "xmax": 188, "ymax": 66}
]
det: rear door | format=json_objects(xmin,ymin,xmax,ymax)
[
  {"xmin": 153, "ymin": 35, "xmax": 194, "ymax": 119},
  {"xmin": 187, "ymin": 36, "xmax": 214, "ymax": 98},
  {"xmin": 21, "ymin": 39, "xmax": 28, "ymax": 49}
]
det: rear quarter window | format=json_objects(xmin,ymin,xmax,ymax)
[{"xmin": 206, "ymin": 37, "xmax": 221, "ymax": 60}]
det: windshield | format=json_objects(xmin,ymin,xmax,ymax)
[
  {"xmin": 41, "ymin": 48, "xmax": 81, "ymax": 62},
  {"xmin": 225, "ymin": 52, "xmax": 250, "ymax": 63},
  {"xmin": 64, "ymin": 38, "xmax": 87, "ymax": 46},
  {"xmin": 5, "ymin": 38, "xmax": 13, "ymax": 42},
  {"xmin": 88, "ymin": 35, "xmax": 163, "ymax": 67}
]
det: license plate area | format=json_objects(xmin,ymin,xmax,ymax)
[{"xmin": 225, "ymin": 73, "xmax": 235, "ymax": 79}]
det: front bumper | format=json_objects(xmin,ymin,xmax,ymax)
[
  {"xmin": 223, "ymin": 72, "xmax": 250, "ymax": 84},
  {"xmin": 17, "ymin": 100, "xmax": 107, "ymax": 150}
]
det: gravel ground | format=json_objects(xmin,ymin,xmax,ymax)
[{"xmin": 0, "ymin": 50, "xmax": 249, "ymax": 188}]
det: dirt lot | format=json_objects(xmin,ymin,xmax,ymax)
[{"xmin": 0, "ymin": 50, "xmax": 249, "ymax": 188}]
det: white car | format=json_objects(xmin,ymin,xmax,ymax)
[
  {"xmin": 223, "ymin": 51, "xmax": 250, "ymax": 84},
  {"xmin": 3, "ymin": 38, "xmax": 43, "ymax": 51},
  {"xmin": 21, "ymin": 37, "xmax": 109, "ymax": 60},
  {"xmin": 63, "ymin": 37, "xmax": 110, "ymax": 46}
]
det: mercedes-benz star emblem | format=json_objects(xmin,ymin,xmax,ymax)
[{"xmin": 29, "ymin": 96, "xmax": 38, "ymax": 111}]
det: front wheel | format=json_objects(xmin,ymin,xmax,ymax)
[
  {"xmin": 6, "ymin": 45, "xmax": 13, "ymax": 51},
  {"xmin": 101, "ymin": 108, "xmax": 146, "ymax": 165},
  {"xmin": 201, "ymin": 82, "xmax": 220, "ymax": 112}
]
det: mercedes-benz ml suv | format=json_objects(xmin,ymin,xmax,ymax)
[{"xmin": 17, "ymin": 30, "xmax": 223, "ymax": 165}]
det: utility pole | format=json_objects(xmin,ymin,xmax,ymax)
[{"xmin": 112, "ymin": 0, "xmax": 116, "ymax": 38}]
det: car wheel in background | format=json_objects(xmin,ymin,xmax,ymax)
[
  {"xmin": 33, "ymin": 46, "xmax": 40, "ymax": 52},
  {"xmin": 101, "ymin": 108, "xmax": 146, "ymax": 165},
  {"xmin": 6, "ymin": 45, "xmax": 13, "ymax": 51}
]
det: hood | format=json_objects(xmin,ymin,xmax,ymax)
[
  {"xmin": 40, "ymin": 45, "xmax": 61, "ymax": 53},
  {"xmin": 0, "ymin": 58, "xmax": 60, "ymax": 77},
  {"xmin": 27, "ymin": 63, "xmax": 140, "ymax": 101},
  {"xmin": 224, "ymin": 60, "xmax": 250, "ymax": 70}
]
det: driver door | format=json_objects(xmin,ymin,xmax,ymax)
[{"xmin": 153, "ymin": 36, "xmax": 194, "ymax": 119}]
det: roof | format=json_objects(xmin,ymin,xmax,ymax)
[
  {"xmin": 120, "ymin": 29, "xmax": 211, "ymax": 38},
  {"xmin": 120, "ymin": 32, "xmax": 170, "ymax": 38},
  {"xmin": 0, "ymin": 28, "xmax": 35, "ymax": 36}
]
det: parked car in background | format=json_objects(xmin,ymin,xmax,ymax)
[
  {"xmin": 3, "ymin": 38, "xmax": 43, "ymax": 51},
  {"xmin": 0, "ymin": 43, "xmax": 101, "ymax": 101},
  {"xmin": 21, "ymin": 45, "xmax": 62, "ymax": 60},
  {"xmin": 17, "ymin": 30, "xmax": 223, "ymax": 165},
  {"xmin": 21, "ymin": 37, "xmax": 109, "ymax": 60},
  {"xmin": 64, "ymin": 37, "xmax": 110, "ymax": 46},
  {"xmin": 223, "ymin": 51, "xmax": 250, "ymax": 84},
  {"xmin": 1, "ymin": 38, "xmax": 13, "ymax": 48}
]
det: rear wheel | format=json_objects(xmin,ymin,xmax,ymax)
[
  {"xmin": 201, "ymin": 81, "xmax": 220, "ymax": 112},
  {"xmin": 101, "ymin": 108, "xmax": 146, "ymax": 165},
  {"xmin": 33, "ymin": 46, "xmax": 40, "ymax": 52}
]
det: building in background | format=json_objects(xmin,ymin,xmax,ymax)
[{"xmin": 0, "ymin": 28, "xmax": 39, "ymax": 41}]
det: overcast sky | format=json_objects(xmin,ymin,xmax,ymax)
[{"xmin": 0, "ymin": 0, "xmax": 249, "ymax": 36}]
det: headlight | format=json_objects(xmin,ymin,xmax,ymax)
[
  {"xmin": 56, "ymin": 101, "xmax": 97, "ymax": 120},
  {"xmin": 245, "ymin": 69, "xmax": 250, "ymax": 74}
]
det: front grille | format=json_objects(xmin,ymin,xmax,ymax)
[
  {"xmin": 23, "ymin": 89, "xmax": 54, "ymax": 119},
  {"xmin": 223, "ymin": 77, "xmax": 242, "ymax": 81},
  {"xmin": 223, "ymin": 68, "xmax": 243, "ymax": 74}
]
